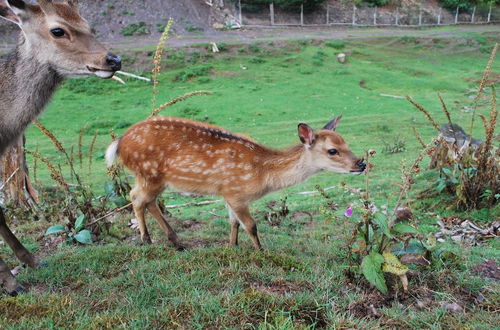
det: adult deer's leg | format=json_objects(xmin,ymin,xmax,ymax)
[
  {"xmin": 227, "ymin": 202, "xmax": 261, "ymax": 250},
  {"xmin": 0, "ymin": 256, "xmax": 25, "ymax": 295},
  {"xmin": 0, "ymin": 207, "xmax": 36, "ymax": 268}
]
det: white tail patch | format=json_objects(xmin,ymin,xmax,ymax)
[{"xmin": 105, "ymin": 140, "xmax": 120, "ymax": 167}]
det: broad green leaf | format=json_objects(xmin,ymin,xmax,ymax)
[
  {"xmin": 74, "ymin": 229, "xmax": 92, "ymax": 244},
  {"xmin": 75, "ymin": 215, "xmax": 86, "ymax": 232},
  {"xmin": 110, "ymin": 196, "xmax": 128, "ymax": 207},
  {"xmin": 442, "ymin": 168, "xmax": 452, "ymax": 176},
  {"xmin": 373, "ymin": 213, "xmax": 392, "ymax": 238},
  {"xmin": 361, "ymin": 252, "xmax": 387, "ymax": 294},
  {"xmin": 45, "ymin": 225, "xmax": 66, "ymax": 236},
  {"xmin": 104, "ymin": 182, "xmax": 115, "ymax": 195},
  {"xmin": 382, "ymin": 252, "xmax": 408, "ymax": 275},
  {"xmin": 393, "ymin": 223, "xmax": 419, "ymax": 234},
  {"xmin": 392, "ymin": 240, "xmax": 426, "ymax": 256}
]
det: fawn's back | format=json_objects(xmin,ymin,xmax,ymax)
[{"xmin": 116, "ymin": 117, "xmax": 280, "ymax": 200}]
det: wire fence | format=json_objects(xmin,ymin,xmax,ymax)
[{"xmin": 234, "ymin": 2, "xmax": 500, "ymax": 27}]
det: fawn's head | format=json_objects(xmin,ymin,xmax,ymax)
[
  {"xmin": 0, "ymin": 0, "xmax": 121, "ymax": 78},
  {"xmin": 298, "ymin": 116, "xmax": 366, "ymax": 175}
]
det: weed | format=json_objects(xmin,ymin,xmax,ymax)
[
  {"xmin": 185, "ymin": 25, "xmax": 203, "ymax": 32},
  {"xmin": 325, "ymin": 40, "xmax": 345, "ymax": 49},
  {"xmin": 120, "ymin": 22, "xmax": 150, "ymax": 36},
  {"xmin": 381, "ymin": 135, "xmax": 407, "ymax": 154}
]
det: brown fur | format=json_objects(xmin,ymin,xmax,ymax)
[
  {"xmin": 110, "ymin": 116, "xmax": 365, "ymax": 250},
  {"xmin": 0, "ymin": 0, "xmax": 118, "ymax": 295}
]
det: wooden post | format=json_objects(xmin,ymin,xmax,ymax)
[
  {"xmin": 487, "ymin": 4, "xmax": 492, "ymax": 23},
  {"xmin": 418, "ymin": 7, "xmax": 422, "ymax": 25},
  {"xmin": 300, "ymin": 4, "xmax": 304, "ymax": 26},
  {"xmin": 373, "ymin": 7, "xmax": 377, "ymax": 25},
  {"xmin": 352, "ymin": 4, "xmax": 356, "ymax": 25},
  {"xmin": 326, "ymin": 4, "xmax": 329, "ymax": 25},
  {"xmin": 471, "ymin": 6, "xmax": 476, "ymax": 23},
  {"xmin": 455, "ymin": 6, "xmax": 459, "ymax": 24},
  {"xmin": 270, "ymin": 3, "xmax": 274, "ymax": 25},
  {"xmin": 238, "ymin": 0, "xmax": 242, "ymax": 24},
  {"xmin": 437, "ymin": 8, "xmax": 441, "ymax": 25},
  {"xmin": 395, "ymin": 8, "xmax": 399, "ymax": 25}
]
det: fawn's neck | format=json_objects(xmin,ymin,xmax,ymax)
[
  {"xmin": 0, "ymin": 37, "xmax": 62, "ymax": 154},
  {"xmin": 263, "ymin": 145, "xmax": 319, "ymax": 193}
]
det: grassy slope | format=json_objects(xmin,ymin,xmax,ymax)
[{"xmin": 1, "ymin": 32, "xmax": 499, "ymax": 328}]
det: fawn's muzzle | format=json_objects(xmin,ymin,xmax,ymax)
[{"xmin": 356, "ymin": 159, "xmax": 366, "ymax": 172}]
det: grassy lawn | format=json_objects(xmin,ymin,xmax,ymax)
[{"xmin": 1, "ymin": 31, "xmax": 499, "ymax": 328}]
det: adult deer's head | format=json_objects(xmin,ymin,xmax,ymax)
[{"xmin": 0, "ymin": 0, "xmax": 121, "ymax": 78}]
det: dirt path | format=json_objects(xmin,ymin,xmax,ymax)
[
  {"xmin": 1, "ymin": 25, "xmax": 497, "ymax": 54},
  {"xmin": 104, "ymin": 25, "xmax": 500, "ymax": 50}
]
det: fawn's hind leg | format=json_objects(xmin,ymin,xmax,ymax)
[
  {"xmin": 226, "ymin": 202, "xmax": 261, "ymax": 250},
  {"xmin": 226, "ymin": 204, "xmax": 240, "ymax": 246},
  {"xmin": 146, "ymin": 201, "xmax": 184, "ymax": 250},
  {"xmin": 130, "ymin": 178, "xmax": 163, "ymax": 244}
]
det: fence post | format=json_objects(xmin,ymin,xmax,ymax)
[
  {"xmin": 238, "ymin": 0, "xmax": 242, "ymax": 25},
  {"xmin": 373, "ymin": 7, "xmax": 377, "ymax": 25},
  {"xmin": 487, "ymin": 4, "xmax": 492, "ymax": 23},
  {"xmin": 471, "ymin": 6, "xmax": 476, "ymax": 23},
  {"xmin": 395, "ymin": 8, "xmax": 399, "ymax": 25},
  {"xmin": 326, "ymin": 5, "xmax": 329, "ymax": 25},
  {"xmin": 352, "ymin": 4, "xmax": 356, "ymax": 25},
  {"xmin": 437, "ymin": 8, "xmax": 441, "ymax": 25},
  {"xmin": 270, "ymin": 3, "xmax": 274, "ymax": 25},
  {"xmin": 455, "ymin": 6, "xmax": 459, "ymax": 24},
  {"xmin": 419, "ymin": 7, "xmax": 422, "ymax": 25},
  {"xmin": 300, "ymin": 4, "xmax": 304, "ymax": 26}
]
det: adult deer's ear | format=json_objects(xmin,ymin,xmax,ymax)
[
  {"xmin": 323, "ymin": 115, "xmax": 343, "ymax": 131},
  {"xmin": 0, "ymin": 0, "xmax": 26, "ymax": 26},
  {"xmin": 298, "ymin": 123, "xmax": 315, "ymax": 147}
]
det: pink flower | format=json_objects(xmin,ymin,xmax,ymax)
[{"xmin": 345, "ymin": 206, "xmax": 353, "ymax": 217}]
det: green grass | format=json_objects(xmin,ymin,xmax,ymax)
[{"xmin": 2, "ymin": 32, "xmax": 499, "ymax": 328}]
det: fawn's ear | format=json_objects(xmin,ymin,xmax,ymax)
[
  {"xmin": 323, "ymin": 115, "xmax": 343, "ymax": 131},
  {"xmin": 0, "ymin": 0, "xmax": 26, "ymax": 25},
  {"xmin": 298, "ymin": 123, "xmax": 315, "ymax": 147}
]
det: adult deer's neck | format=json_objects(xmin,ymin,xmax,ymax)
[
  {"xmin": 0, "ymin": 36, "xmax": 63, "ymax": 154},
  {"xmin": 262, "ymin": 144, "xmax": 320, "ymax": 193}
]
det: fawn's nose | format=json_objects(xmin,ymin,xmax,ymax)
[
  {"xmin": 356, "ymin": 159, "xmax": 366, "ymax": 171},
  {"xmin": 106, "ymin": 53, "xmax": 122, "ymax": 71}
]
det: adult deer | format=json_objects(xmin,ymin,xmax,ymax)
[
  {"xmin": 106, "ymin": 116, "xmax": 365, "ymax": 250},
  {"xmin": 0, "ymin": 0, "xmax": 121, "ymax": 295}
]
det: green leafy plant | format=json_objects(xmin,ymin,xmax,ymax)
[
  {"xmin": 45, "ymin": 214, "xmax": 93, "ymax": 245},
  {"xmin": 120, "ymin": 22, "xmax": 150, "ymax": 36},
  {"xmin": 345, "ymin": 148, "xmax": 437, "ymax": 294},
  {"xmin": 408, "ymin": 44, "xmax": 499, "ymax": 210}
]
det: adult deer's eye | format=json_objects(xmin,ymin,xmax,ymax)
[
  {"xmin": 327, "ymin": 149, "xmax": 338, "ymax": 156},
  {"xmin": 50, "ymin": 28, "xmax": 66, "ymax": 38}
]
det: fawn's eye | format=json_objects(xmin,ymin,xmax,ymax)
[
  {"xmin": 50, "ymin": 28, "xmax": 66, "ymax": 38},
  {"xmin": 327, "ymin": 149, "xmax": 338, "ymax": 156}
]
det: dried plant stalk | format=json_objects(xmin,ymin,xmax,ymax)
[
  {"xmin": 475, "ymin": 43, "xmax": 498, "ymax": 102},
  {"xmin": 34, "ymin": 120, "xmax": 67, "ymax": 155},
  {"xmin": 406, "ymin": 96, "xmax": 440, "ymax": 132},
  {"xmin": 78, "ymin": 125, "xmax": 86, "ymax": 170},
  {"xmin": 88, "ymin": 130, "xmax": 98, "ymax": 177},
  {"xmin": 25, "ymin": 149, "xmax": 69, "ymax": 192},
  {"xmin": 152, "ymin": 18, "xmax": 174, "ymax": 109},
  {"xmin": 412, "ymin": 127, "xmax": 426, "ymax": 149},
  {"xmin": 150, "ymin": 90, "xmax": 212, "ymax": 117}
]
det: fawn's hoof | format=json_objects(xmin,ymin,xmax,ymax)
[
  {"xmin": 174, "ymin": 244, "xmax": 186, "ymax": 251},
  {"xmin": 9, "ymin": 286, "xmax": 27, "ymax": 297},
  {"xmin": 38, "ymin": 261, "xmax": 49, "ymax": 268}
]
